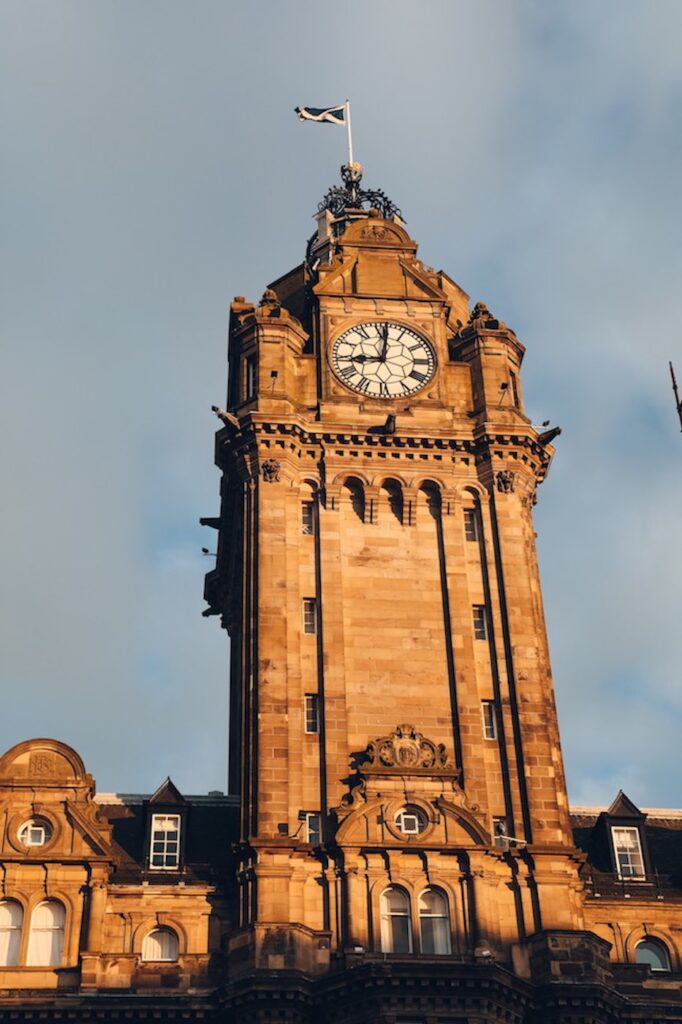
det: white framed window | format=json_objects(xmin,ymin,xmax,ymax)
[
  {"xmin": 0, "ymin": 901, "xmax": 23, "ymax": 967},
  {"xmin": 395, "ymin": 806, "xmax": 428, "ymax": 836},
  {"xmin": 305, "ymin": 812, "xmax": 321, "ymax": 845},
  {"xmin": 301, "ymin": 501, "xmax": 315, "ymax": 535},
  {"xmin": 302, "ymin": 597, "xmax": 318, "ymax": 635},
  {"xmin": 611, "ymin": 826, "xmax": 645, "ymax": 879},
  {"xmin": 481, "ymin": 700, "xmax": 498, "ymax": 740},
  {"xmin": 493, "ymin": 816, "xmax": 509, "ymax": 849},
  {"xmin": 463, "ymin": 508, "xmax": 478, "ymax": 542},
  {"xmin": 418, "ymin": 888, "xmax": 451, "ymax": 955},
  {"xmin": 26, "ymin": 900, "xmax": 65, "ymax": 967},
  {"xmin": 141, "ymin": 927, "xmax": 179, "ymax": 962},
  {"xmin": 304, "ymin": 694, "xmax": 319, "ymax": 734},
  {"xmin": 635, "ymin": 938, "xmax": 670, "ymax": 972},
  {"xmin": 18, "ymin": 818, "xmax": 52, "ymax": 847},
  {"xmin": 380, "ymin": 887, "xmax": 412, "ymax": 954},
  {"xmin": 150, "ymin": 813, "xmax": 181, "ymax": 870},
  {"xmin": 245, "ymin": 354, "xmax": 257, "ymax": 399},
  {"xmin": 473, "ymin": 604, "xmax": 488, "ymax": 640}
]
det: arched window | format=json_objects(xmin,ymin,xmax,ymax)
[
  {"xmin": 418, "ymin": 888, "xmax": 451, "ymax": 955},
  {"xmin": 0, "ymin": 901, "xmax": 23, "ymax": 966},
  {"xmin": 380, "ymin": 887, "xmax": 412, "ymax": 954},
  {"xmin": 635, "ymin": 938, "xmax": 671, "ymax": 972},
  {"xmin": 141, "ymin": 927, "xmax": 179, "ymax": 962},
  {"xmin": 26, "ymin": 901, "xmax": 65, "ymax": 967}
]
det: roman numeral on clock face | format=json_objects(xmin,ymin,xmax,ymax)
[
  {"xmin": 339, "ymin": 365, "xmax": 357, "ymax": 379},
  {"xmin": 410, "ymin": 370, "xmax": 427, "ymax": 383}
]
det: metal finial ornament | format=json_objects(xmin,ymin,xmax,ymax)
[{"xmin": 317, "ymin": 165, "xmax": 404, "ymax": 222}]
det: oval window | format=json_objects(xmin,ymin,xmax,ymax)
[
  {"xmin": 395, "ymin": 806, "xmax": 428, "ymax": 836},
  {"xmin": 18, "ymin": 819, "xmax": 53, "ymax": 847}
]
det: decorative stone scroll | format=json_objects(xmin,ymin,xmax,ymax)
[{"xmin": 363, "ymin": 724, "xmax": 454, "ymax": 775}]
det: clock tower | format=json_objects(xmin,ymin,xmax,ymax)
[{"xmin": 204, "ymin": 165, "xmax": 603, "ymax": 1018}]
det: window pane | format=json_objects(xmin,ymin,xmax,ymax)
[
  {"xmin": 150, "ymin": 814, "xmax": 181, "ymax": 869},
  {"xmin": 27, "ymin": 901, "xmax": 65, "ymax": 967},
  {"xmin": 306, "ymin": 814, "xmax": 321, "ymax": 845},
  {"xmin": 611, "ymin": 827, "xmax": 644, "ymax": 878},
  {"xmin": 418, "ymin": 889, "xmax": 451, "ymax": 955},
  {"xmin": 305, "ymin": 694, "xmax": 319, "ymax": 733},
  {"xmin": 473, "ymin": 605, "xmax": 488, "ymax": 640},
  {"xmin": 302, "ymin": 598, "xmax": 317, "ymax": 635},
  {"xmin": 482, "ymin": 701, "xmax": 497, "ymax": 740},
  {"xmin": 636, "ymin": 939, "xmax": 670, "ymax": 972},
  {"xmin": 0, "ymin": 901, "xmax": 23, "ymax": 967},
  {"xmin": 463, "ymin": 508, "xmax": 478, "ymax": 541},
  {"xmin": 142, "ymin": 928, "xmax": 179, "ymax": 962},
  {"xmin": 380, "ymin": 888, "xmax": 413, "ymax": 954},
  {"xmin": 391, "ymin": 914, "xmax": 412, "ymax": 954},
  {"xmin": 384, "ymin": 889, "xmax": 410, "ymax": 914},
  {"xmin": 301, "ymin": 501, "xmax": 315, "ymax": 535}
]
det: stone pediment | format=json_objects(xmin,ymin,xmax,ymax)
[
  {"xmin": 0, "ymin": 738, "xmax": 90, "ymax": 787},
  {"xmin": 358, "ymin": 724, "xmax": 458, "ymax": 777}
]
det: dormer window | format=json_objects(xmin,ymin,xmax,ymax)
[
  {"xmin": 150, "ymin": 813, "xmax": 181, "ymax": 870},
  {"xmin": 611, "ymin": 825, "xmax": 645, "ymax": 880}
]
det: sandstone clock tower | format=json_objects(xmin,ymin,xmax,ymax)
[{"xmin": 204, "ymin": 165, "xmax": 596, "ymax": 1010}]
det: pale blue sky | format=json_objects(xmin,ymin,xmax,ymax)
[{"xmin": 2, "ymin": 1, "xmax": 681, "ymax": 805}]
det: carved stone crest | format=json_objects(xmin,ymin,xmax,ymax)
[
  {"xmin": 364, "ymin": 724, "xmax": 451, "ymax": 773},
  {"xmin": 360, "ymin": 224, "xmax": 389, "ymax": 242},
  {"xmin": 29, "ymin": 753, "xmax": 55, "ymax": 776},
  {"xmin": 261, "ymin": 459, "xmax": 281, "ymax": 483},
  {"xmin": 496, "ymin": 470, "xmax": 515, "ymax": 494}
]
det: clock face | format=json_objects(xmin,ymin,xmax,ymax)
[{"xmin": 331, "ymin": 321, "xmax": 436, "ymax": 398}]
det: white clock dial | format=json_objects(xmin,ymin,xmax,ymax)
[{"xmin": 331, "ymin": 321, "xmax": 436, "ymax": 398}]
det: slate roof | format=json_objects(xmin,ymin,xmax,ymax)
[{"xmin": 94, "ymin": 791, "xmax": 239, "ymax": 885}]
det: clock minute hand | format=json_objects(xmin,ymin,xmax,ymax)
[{"xmin": 379, "ymin": 323, "xmax": 389, "ymax": 361}]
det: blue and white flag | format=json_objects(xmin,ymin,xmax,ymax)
[{"xmin": 295, "ymin": 105, "xmax": 346, "ymax": 126}]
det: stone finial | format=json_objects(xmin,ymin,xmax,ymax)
[{"xmin": 259, "ymin": 288, "xmax": 280, "ymax": 307}]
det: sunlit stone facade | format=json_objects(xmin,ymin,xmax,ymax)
[{"xmin": 1, "ymin": 173, "xmax": 681, "ymax": 1021}]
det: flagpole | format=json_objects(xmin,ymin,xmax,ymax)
[{"xmin": 345, "ymin": 99, "xmax": 354, "ymax": 165}]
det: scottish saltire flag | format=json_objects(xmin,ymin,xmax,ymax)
[{"xmin": 295, "ymin": 105, "xmax": 346, "ymax": 126}]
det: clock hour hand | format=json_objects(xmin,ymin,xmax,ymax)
[{"xmin": 353, "ymin": 353, "xmax": 380, "ymax": 363}]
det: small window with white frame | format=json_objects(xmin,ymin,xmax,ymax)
[
  {"xmin": 305, "ymin": 812, "xmax": 321, "ymax": 845},
  {"xmin": 302, "ymin": 597, "xmax": 318, "ymax": 635},
  {"xmin": 150, "ymin": 813, "xmax": 181, "ymax": 870},
  {"xmin": 395, "ymin": 805, "xmax": 428, "ymax": 836},
  {"xmin": 611, "ymin": 826, "xmax": 645, "ymax": 880},
  {"xmin": 18, "ymin": 818, "xmax": 53, "ymax": 847},
  {"xmin": 301, "ymin": 501, "xmax": 315, "ymax": 535},
  {"xmin": 492, "ymin": 816, "xmax": 510, "ymax": 849},
  {"xmin": 472, "ymin": 604, "xmax": 488, "ymax": 640},
  {"xmin": 304, "ymin": 693, "xmax": 320, "ymax": 734},
  {"xmin": 463, "ymin": 508, "xmax": 478, "ymax": 542},
  {"xmin": 481, "ymin": 700, "xmax": 498, "ymax": 740}
]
